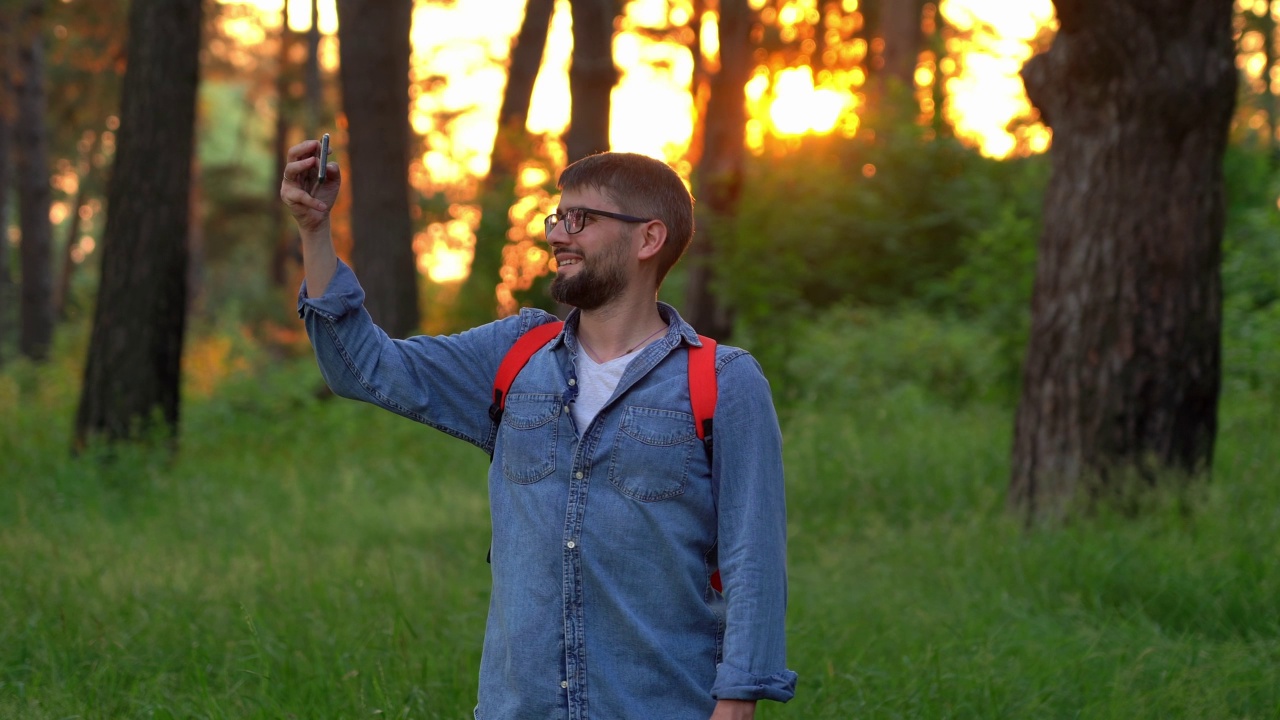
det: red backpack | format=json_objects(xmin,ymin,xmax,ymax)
[{"xmin": 489, "ymin": 321, "xmax": 723, "ymax": 592}]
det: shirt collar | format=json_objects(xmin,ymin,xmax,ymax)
[{"xmin": 554, "ymin": 302, "xmax": 704, "ymax": 350}]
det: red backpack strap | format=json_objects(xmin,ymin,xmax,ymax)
[
  {"xmin": 688, "ymin": 335, "xmax": 722, "ymax": 592},
  {"xmin": 489, "ymin": 321, "xmax": 564, "ymax": 425},
  {"xmin": 688, "ymin": 335, "xmax": 717, "ymax": 442}
]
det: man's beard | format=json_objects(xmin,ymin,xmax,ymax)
[{"xmin": 550, "ymin": 237, "xmax": 629, "ymax": 311}]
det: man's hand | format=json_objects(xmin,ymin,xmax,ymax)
[
  {"xmin": 710, "ymin": 699, "xmax": 756, "ymax": 720},
  {"xmin": 281, "ymin": 138, "xmax": 341, "ymax": 233},
  {"xmin": 282, "ymin": 138, "xmax": 342, "ymax": 294}
]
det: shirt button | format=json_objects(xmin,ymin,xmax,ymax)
[
  {"xmin": 566, "ymin": 540, "xmax": 576, "ymax": 549},
  {"xmin": 568, "ymin": 378, "xmax": 577, "ymax": 386},
  {"xmin": 575, "ymin": 471, "xmax": 584, "ymax": 479},
  {"xmin": 561, "ymin": 681, "xmax": 568, "ymax": 689}
]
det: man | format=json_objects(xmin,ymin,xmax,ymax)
[{"xmin": 282, "ymin": 144, "xmax": 796, "ymax": 719}]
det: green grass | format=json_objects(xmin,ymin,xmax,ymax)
[{"xmin": 2, "ymin": 346, "xmax": 1278, "ymax": 719}]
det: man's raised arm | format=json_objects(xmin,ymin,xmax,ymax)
[{"xmin": 280, "ymin": 138, "xmax": 340, "ymax": 295}]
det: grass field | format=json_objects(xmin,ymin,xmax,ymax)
[{"xmin": 2, "ymin": 343, "xmax": 1278, "ymax": 719}]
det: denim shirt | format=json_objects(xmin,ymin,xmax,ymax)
[{"xmin": 299, "ymin": 261, "xmax": 797, "ymax": 719}]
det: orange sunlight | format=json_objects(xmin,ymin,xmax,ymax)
[
  {"xmin": 219, "ymin": 0, "xmax": 1058, "ymax": 289},
  {"xmin": 937, "ymin": 0, "xmax": 1055, "ymax": 157}
]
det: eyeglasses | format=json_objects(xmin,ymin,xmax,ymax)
[{"xmin": 544, "ymin": 207, "xmax": 652, "ymax": 236}]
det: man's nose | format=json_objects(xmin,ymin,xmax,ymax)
[{"xmin": 546, "ymin": 223, "xmax": 569, "ymax": 246}]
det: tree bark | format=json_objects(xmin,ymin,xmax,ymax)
[
  {"xmin": 14, "ymin": 0, "xmax": 53, "ymax": 362},
  {"xmin": 1011, "ymin": 0, "xmax": 1236, "ymax": 519},
  {"xmin": 460, "ymin": 0, "xmax": 556, "ymax": 322},
  {"xmin": 0, "ymin": 9, "xmax": 15, "ymax": 365},
  {"xmin": 879, "ymin": 0, "xmax": 921, "ymax": 91},
  {"xmin": 565, "ymin": 0, "xmax": 618, "ymax": 162},
  {"xmin": 687, "ymin": 0, "xmax": 709, "ymax": 165},
  {"xmin": 75, "ymin": 0, "xmax": 202, "ymax": 449},
  {"xmin": 684, "ymin": 0, "xmax": 750, "ymax": 341},
  {"xmin": 491, "ymin": 0, "xmax": 555, "ymax": 182},
  {"xmin": 270, "ymin": 1, "xmax": 296, "ymax": 288},
  {"xmin": 54, "ymin": 131, "xmax": 99, "ymax": 320},
  {"xmin": 335, "ymin": 0, "xmax": 419, "ymax": 338},
  {"xmin": 305, "ymin": 0, "xmax": 322, "ymax": 136}
]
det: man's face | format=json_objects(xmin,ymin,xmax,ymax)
[{"xmin": 547, "ymin": 187, "xmax": 636, "ymax": 311}]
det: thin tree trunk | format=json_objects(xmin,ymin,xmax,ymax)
[
  {"xmin": 271, "ymin": 1, "xmax": 296, "ymax": 288},
  {"xmin": 460, "ymin": 0, "xmax": 556, "ymax": 322},
  {"xmin": 687, "ymin": 0, "xmax": 708, "ymax": 165},
  {"xmin": 1011, "ymin": 0, "xmax": 1236, "ymax": 520},
  {"xmin": 305, "ymin": 0, "xmax": 322, "ymax": 136},
  {"xmin": 54, "ymin": 187, "xmax": 83, "ymax": 321},
  {"xmin": 879, "ymin": 0, "xmax": 921, "ymax": 92},
  {"xmin": 335, "ymin": 0, "xmax": 419, "ymax": 338},
  {"xmin": 75, "ymin": 0, "xmax": 202, "ymax": 449},
  {"xmin": 685, "ymin": 0, "xmax": 751, "ymax": 340},
  {"xmin": 1265, "ymin": 0, "xmax": 1277, "ymax": 163},
  {"xmin": 0, "ymin": 9, "xmax": 15, "ymax": 365},
  {"xmin": 565, "ymin": 0, "xmax": 618, "ymax": 162},
  {"xmin": 15, "ymin": 0, "xmax": 53, "ymax": 361},
  {"xmin": 857, "ymin": 0, "xmax": 882, "ymax": 83},
  {"xmin": 491, "ymin": 0, "xmax": 555, "ymax": 183},
  {"xmin": 54, "ymin": 131, "xmax": 99, "ymax": 320}
]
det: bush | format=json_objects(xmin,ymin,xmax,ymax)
[
  {"xmin": 1215, "ymin": 145, "xmax": 1280, "ymax": 393},
  {"xmin": 721, "ymin": 127, "xmax": 1047, "ymax": 333},
  {"xmin": 776, "ymin": 305, "xmax": 1006, "ymax": 409}
]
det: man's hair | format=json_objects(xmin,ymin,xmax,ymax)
[{"xmin": 558, "ymin": 152, "xmax": 694, "ymax": 286}]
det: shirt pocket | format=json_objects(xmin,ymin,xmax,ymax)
[
  {"xmin": 608, "ymin": 406, "xmax": 697, "ymax": 502},
  {"xmin": 499, "ymin": 394, "xmax": 561, "ymax": 485}
]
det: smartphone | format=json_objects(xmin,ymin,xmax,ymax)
[{"xmin": 310, "ymin": 133, "xmax": 330, "ymax": 196}]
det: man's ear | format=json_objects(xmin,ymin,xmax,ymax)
[{"xmin": 636, "ymin": 220, "xmax": 668, "ymax": 262}]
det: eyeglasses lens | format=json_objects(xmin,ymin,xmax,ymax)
[{"xmin": 546, "ymin": 209, "xmax": 587, "ymax": 237}]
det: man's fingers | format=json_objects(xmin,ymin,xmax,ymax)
[
  {"xmin": 286, "ymin": 138, "xmax": 320, "ymax": 163},
  {"xmin": 282, "ymin": 155, "xmax": 316, "ymax": 185},
  {"xmin": 281, "ymin": 183, "xmax": 327, "ymax": 212}
]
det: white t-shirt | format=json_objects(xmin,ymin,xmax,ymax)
[{"xmin": 570, "ymin": 348, "xmax": 640, "ymax": 433}]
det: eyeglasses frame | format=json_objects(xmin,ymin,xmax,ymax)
[{"xmin": 544, "ymin": 207, "xmax": 654, "ymax": 237}]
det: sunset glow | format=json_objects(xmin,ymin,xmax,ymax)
[
  {"xmin": 937, "ymin": 0, "xmax": 1055, "ymax": 156},
  {"xmin": 219, "ymin": 0, "xmax": 1059, "ymax": 290}
]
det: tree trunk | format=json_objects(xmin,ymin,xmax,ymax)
[
  {"xmin": 565, "ymin": 0, "xmax": 618, "ymax": 162},
  {"xmin": 14, "ymin": 0, "xmax": 53, "ymax": 362},
  {"xmin": 54, "ymin": 183, "xmax": 83, "ymax": 321},
  {"xmin": 0, "ymin": 9, "xmax": 15, "ymax": 365},
  {"xmin": 75, "ymin": 0, "xmax": 202, "ymax": 449},
  {"xmin": 684, "ymin": 0, "xmax": 750, "ymax": 341},
  {"xmin": 335, "ymin": 0, "xmax": 419, "ymax": 338},
  {"xmin": 270, "ymin": 1, "xmax": 296, "ymax": 288},
  {"xmin": 879, "ymin": 0, "xmax": 921, "ymax": 92},
  {"xmin": 687, "ymin": 0, "xmax": 708, "ymax": 165},
  {"xmin": 491, "ymin": 0, "xmax": 555, "ymax": 182},
  {"xmin": 305, "ymin": 0, "xmax": 322, "ymax": 136},
  {"xmin": 1265, "ymin": 0, "xmax": 1277, "ymax": 162},
  {"xmin": 54, "ymin": 131, "xmax": 99, "ymax": 320},
  {"xmin": 460, "ymin": 0, "xmax": 556, "ymax": 322},
  {"xmin": 1011, "ymin": 0, "xmax": 1236, "ymax": 520}
]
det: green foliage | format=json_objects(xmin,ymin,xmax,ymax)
[
  {"xmin": 192, "ymin": 82, "xmax": 292, "ymax": 329},
  {"xmin": 1221, "ymin": 147, "xmax": 1280, "ymax": 396},
  {"xmin": 779, "ymin": 305, "xmax": 1004, "ymax": 408},
  {"xmin": 728, "ymin": 135, "xmax": 1280, "ymax": 408},
  {"xmin": 723, "ymin": 128, "xmax": 1046, "ymax": 324},
  {"xmin": 722, "ymin": 126, "xmax": 1048, "ymax": 403}
]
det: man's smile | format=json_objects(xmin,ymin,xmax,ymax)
[{"xmin": 555, "ymin": 253, "xmax": 583, "ymax": 268}]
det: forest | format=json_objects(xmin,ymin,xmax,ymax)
[{"xmin": 2, "ymin": 0, "xmax": 1279, "ymax": 717}]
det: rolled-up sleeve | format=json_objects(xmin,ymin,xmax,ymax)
[
  {"xmin": 709, "ymin": 352, "xmax": 798, "ymax": 703},
  {"xmin": 297, "ymin": 259, "xmax": 556, "ymax": 452}
]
